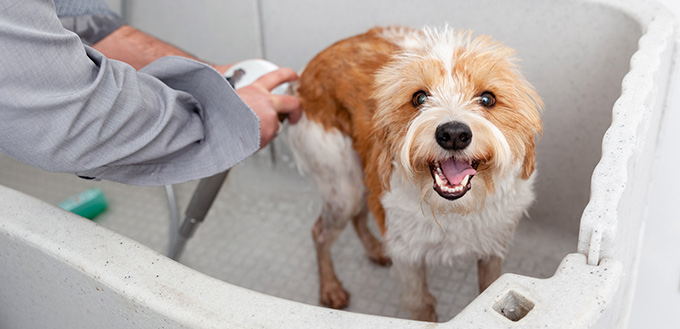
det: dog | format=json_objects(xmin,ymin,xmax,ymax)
[{"xmin": 287, "ymin": 25, "xmax": 543, "ymax": 322}]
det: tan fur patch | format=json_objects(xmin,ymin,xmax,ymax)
[{"xmin": 297, "ymin": 27, "xmax": 401, "ymax": 233}]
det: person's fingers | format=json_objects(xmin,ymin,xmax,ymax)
[
  {"xmin": 259, "ymin": 115, "xmax": 280, "ymax": 148},
  {"xmin": 253, "ymin": 68, "xmax": 298, "ymax": 91},
  {"xmin": 234, "ymin": 68, "xmax": 302, "ymax": 148},
  {"xmin": 272, "ymin": 94, "xmax": 302, "ymax": 124}
]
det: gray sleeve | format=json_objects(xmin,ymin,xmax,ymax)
[{"xmin": 0, "ymin": 0, "xmax": 261, "ymax": 186}]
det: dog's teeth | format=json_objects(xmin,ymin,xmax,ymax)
[
  {"xmin": 434, "ymin": 171, "xmax": 446, "ymax": 187},
  {"xmin": 433, "ymin": 162, "xmax": 473, "ymax": 197}
]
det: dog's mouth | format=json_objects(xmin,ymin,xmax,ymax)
[{"xmin": 429, "ymin": 158, "xmax": 479, "ymax": 200}]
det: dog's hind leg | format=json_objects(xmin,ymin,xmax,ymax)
[
  {"xmin": 393, "ymin": 260, "xmax": 438, "ymax": 322},
  {"xmin": 312, "ymin": 211, "xmax": 351, "ymax": 309},
  {"xmin": 288, "ymin": 114, "xmax": 366, "ymax": 309},
  {"xmin": 351, "ymin": 205, "xmax": 391, "ymax": 266}
]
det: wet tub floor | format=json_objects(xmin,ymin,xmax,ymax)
[{"xmin": 0, "ymin": 141, "xmax": 575, "ymax": 322}]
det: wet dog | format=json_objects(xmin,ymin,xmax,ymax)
[{"xmin": 287, "ymin": 25, "xmax": 543, "ymax": 321}]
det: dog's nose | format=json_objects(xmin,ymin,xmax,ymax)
[{"xmin": 435, "ymin": 121, "xmax": 472, "ymax": 150}]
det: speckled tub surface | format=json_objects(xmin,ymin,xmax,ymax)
[{"xmin": 0, "ymin": 0, "xmax": 677, "ymax": 328}]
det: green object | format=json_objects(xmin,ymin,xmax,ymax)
[{"xmin": 58, "ymin": 188, "xmax": 108, "ymax": 220}]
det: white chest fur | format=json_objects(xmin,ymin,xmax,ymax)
[{"xmin": 382, "ymin": 169, "xmax": 536, "ymax": 266}]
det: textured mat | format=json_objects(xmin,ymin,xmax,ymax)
[{"xmin": 0, "ymin": 139, "xmax": 576, "ymax": 322}]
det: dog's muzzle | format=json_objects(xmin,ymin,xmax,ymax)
[{"xmin": 430, "ymin": 121, "xmax": 477, "ymax": 200}]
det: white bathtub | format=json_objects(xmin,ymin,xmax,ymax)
[{"xmin": 0, "ymin": 0, "xmax": 677, "ymax": 327}]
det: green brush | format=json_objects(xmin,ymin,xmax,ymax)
[{"xmin": 58, "ymin": 188, "xmax": 108, "ymax": 220}]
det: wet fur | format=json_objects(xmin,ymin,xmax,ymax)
[{"xmin": 288, "ymin": 26, "xmax": 543, "ymax": 321}]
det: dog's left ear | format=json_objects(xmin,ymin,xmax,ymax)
[
  {"xmin": 516, "ymin": 81, "xmax": 543, "ymax": 180},
  {"xmin": 521, "ymin": 138, "xmax": 536, "ymax": 180}
]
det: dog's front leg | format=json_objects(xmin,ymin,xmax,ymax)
[
  {"xmin": 393, "ymin": 260, "xmax": 437, "ymax": 322},
  {"xmin": 351, "ymin": 207, "xmax": 391, "ymax": 266},
  {"xmin": 477, "ymin": 255, "xmax": 502, "ymax": 293}
]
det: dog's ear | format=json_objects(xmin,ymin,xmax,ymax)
[
  {"xmin": 363, "ymin": 132, "xmax": 393, "ymax": 192},
  {"xmin": 377, "ymin": 148, "xmax": 392, "ymax": 190},
  {"xmin": 516, "ymin": 80, "xmax": 543, "ymax": 181},
  {"xmin": 362, "ymin": 135, "xmax": 391, "ymax": 235},
  {"xmin": 521, "ymin": 138, "xmax": 536, "ymax": 180}
]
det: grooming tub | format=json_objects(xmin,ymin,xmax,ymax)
[{"xmin": 0, "ymin": 0, "xmax": 677, "ymax": 327}]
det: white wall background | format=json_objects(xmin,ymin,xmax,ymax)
[
  {"xmin": 103, "ymin": 0, "xmax": 263, "ymax": 64},
  {"xmin": 103, "ymin": 0, "xmax": 121, "ymax": 14}
]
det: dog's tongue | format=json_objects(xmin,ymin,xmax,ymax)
[{"xmin": 441, "ymin": 157, "xmax": 476, "ymax": 185}]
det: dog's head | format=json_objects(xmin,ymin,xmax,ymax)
[{"xmin": 372, "ymin": 26, "xmax": 543, "ymax": 213}]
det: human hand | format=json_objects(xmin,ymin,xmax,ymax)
[{"xmin": 235, "ymin": 68, "xmax": 301, "ymax": 148}]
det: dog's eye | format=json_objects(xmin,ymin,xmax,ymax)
[
  {"xmin": 479, "ymin": 91, "xmax": 496, "ymax": 108},
  {"xmin": 412, "ymin": 90, "xmax": 428, "ymax": 107}
]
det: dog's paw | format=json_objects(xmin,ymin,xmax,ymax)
[{"xmin": 320, "ymin": 283, "xmax": 350, "ymax": 309}]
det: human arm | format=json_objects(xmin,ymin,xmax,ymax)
[
  {"xmin": 91, "ymin": 25, "xmax": 231, "ymax": 73},
  {"xmin": 0, "ymin": 0, "xmax": 261, "ymax": 185},
  {"xmin": 91, "ymin": 24, "xmax": 301, "ymax": 148}
]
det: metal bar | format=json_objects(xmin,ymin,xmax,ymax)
[{"xmin": 168, "ymin": 170, "xmax": 230, "ymax": 260}]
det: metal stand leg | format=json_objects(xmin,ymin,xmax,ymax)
[{"xmin": 168, "ymin": 169, "xmax": 230, "ymax": 260}]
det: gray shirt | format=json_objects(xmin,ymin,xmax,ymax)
[{"xmin": 0, "ymin": 0, "xmax": 261, "ymax": 185}]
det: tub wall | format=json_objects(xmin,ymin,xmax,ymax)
[
  {"xmin": 628, "ymin": 2, "xmax": 680, "ymax": 325},
  {"xmin": 578, "ymin": 4, "xmax": 678, "ymax": 326},
  {"xmin": 10, "ymin": 0, "xmax": 672, "ymax": 327},
  {"xmin": 628, "ymin": 18, "xmax": 680, "ymax": 326},
  {"xmin": 0, "ymin": 186, "xmax": 435, "ymax": 329}
]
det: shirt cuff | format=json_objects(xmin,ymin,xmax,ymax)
[{"xmin": 75, "ymin": 56, "xmax": 261, "ymax": 185}]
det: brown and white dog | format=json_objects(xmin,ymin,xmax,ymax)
[{"xmin": 287, "ymin": 25, "xmax": 543, "ymax": 322}]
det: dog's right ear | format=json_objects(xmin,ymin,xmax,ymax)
[
  {"xmin": 361, "ymin": 131, "xmax": 393, "ymax": 192},
  {"xmin": 363, "ymin": 138, "xmax": 391, "ymax": 236},
  {"xmin": 367, "ymin": 123, "xmax": 393, "ymax": 191},
  {"xmin": 377, "ymin": 148, "xmax": 393, "ymax": 190}
]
